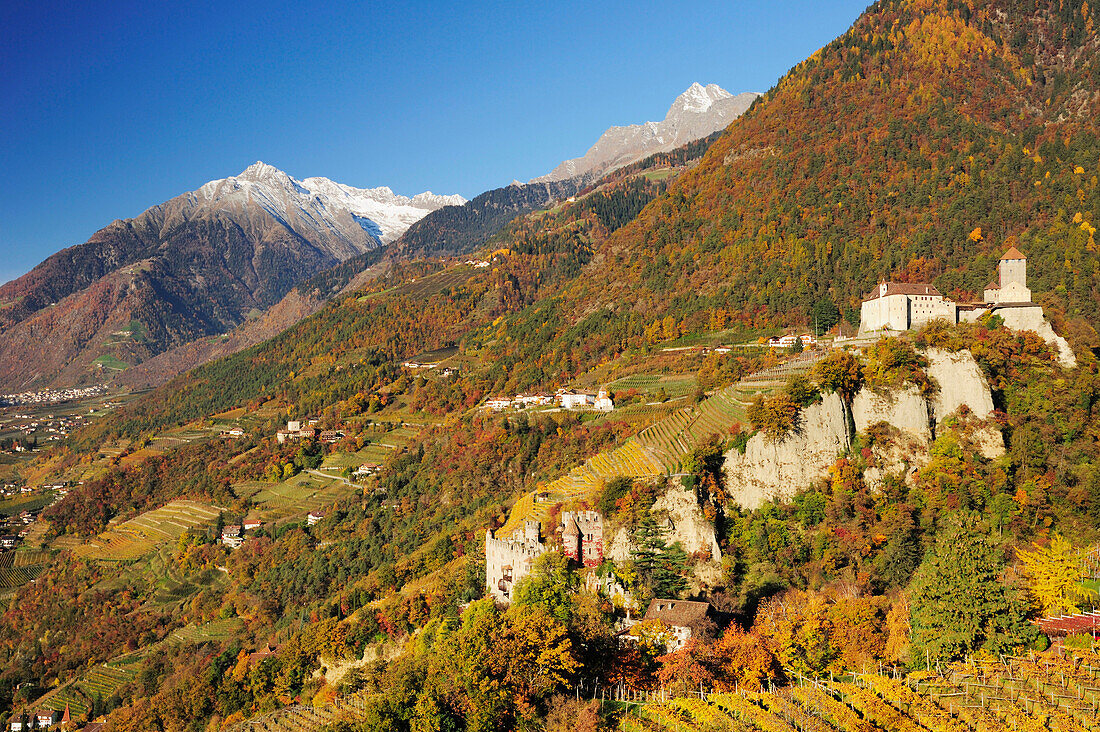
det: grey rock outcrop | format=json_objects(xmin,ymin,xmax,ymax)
[
  {"xmin": 926, "ymin": 348, "xmax": 995, "ymax": 421},
  {"xmin": 723, "ymin": 393, "xmax": 850, "ymax": 509},
  {"xmin": 723, "ymin": 348, "xmax": 1004, "ymax": 508},
  {"xmin": 852, "ymin": 385, "xmax": 931, "ymax": 441},
  {"xmin": 650, "ymin": 477, "xmax": 721, "ymax": 562}
]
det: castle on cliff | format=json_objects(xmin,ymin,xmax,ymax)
[
  {"xmin": 485, "ymin": 521, "xmax": 545, "ymax": 603},
  {"xmin": 485, "ymin": 511, "xmax": 606, "ymax": 603},
  {"xmin": 859, "ymin": 247, "xmax": 1031, "ymax": 333},
  {"xmin": 857, "ymin": 246, "xmax": 1074, "ymax": 366}
]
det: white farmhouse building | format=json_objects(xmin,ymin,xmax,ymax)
[{"xmin": 559, "ymin": 390, "xmax": 595, "ymax": 410}]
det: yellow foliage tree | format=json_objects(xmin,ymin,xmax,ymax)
[{"xmin": 1017, "ymin": 534, "xmax": 1097, "ymax": 615}]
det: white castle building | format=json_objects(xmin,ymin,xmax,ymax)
[
  {"xmin": 859, "ymin": 281, "xmax": 957, "ymax": 333},
  {"xmin": 858, "ymin": 247, "xmax": 1075, "ymax": 367},
  {"xmin": 485, "ymin": 521, "xmax": 546, "ymax": 603},
  {"xmin": 982, "ymin": 246, "xmax": 1031, "ymax": 304}
]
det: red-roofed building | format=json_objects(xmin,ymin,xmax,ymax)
[
  {"xmin": 860, "ymin": 281, "xmax": 957, "ymax": 333},
  {"xmin": 984, "ymin": 247, "xmax": 1031, "ymax": 304}
]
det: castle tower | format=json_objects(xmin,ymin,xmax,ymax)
[{"xmin": 995, "ymin": 246, "xmax": 1031, "ymax": 303}]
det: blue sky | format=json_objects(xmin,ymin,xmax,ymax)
[{"xmin": 0, "ymin": 0, "xmax": 868, "ymax": 284}]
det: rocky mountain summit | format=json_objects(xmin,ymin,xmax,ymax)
[{"xmin": 532, "ymin": 83, "xmax": 758, "ymax": 183}]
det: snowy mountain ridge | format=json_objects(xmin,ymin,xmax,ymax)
[
  {"xmin": 194, "ymin": 161, "xmax": 465, "ymax": 245},
  {"xmin": 531, "ymin": 83, "xmax": 759, "ymax": 184}
]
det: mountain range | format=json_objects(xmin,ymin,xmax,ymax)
[
  {"xmin": 0, "ymin": 84, "xmax": 754, "ymax": 393},
  {"xmin": 0, "ymin": 164, "xmax": 462, "ymax": 391}
]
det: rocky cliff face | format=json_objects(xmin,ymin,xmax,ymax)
[
  {"xmin": 724, "ymin": 392, "xmax": 851, "ymax": 509},
  {"xmin": 650, "ymin": 477, "xmax": 722, "ymax": 562},
  {"xmin": 852, "ymin": 385, "xmax": 931, "ymax": 441},
  {"xmin": 723, "ymin": 349, "xmax": 1004, "ymax": 509}
]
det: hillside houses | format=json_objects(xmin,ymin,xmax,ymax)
[
  {"xmin": 483, "ymin": 389, "xmax": 613, "ymax": 412},
  {"xmin": 275, "ymin": 419, "xmax": 320, "ymax": 443},
  {"xmin": 558, "ymin": 390, "xmax": 595, "ymax": 410},
  {"xmin": 767, "ymin": 333, "xmax": 817, "ymax": 348}
]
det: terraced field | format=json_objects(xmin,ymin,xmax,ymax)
[
  {"xmin": 362, "ymin": 266, "xmax": 476, "ymax": 301},
  {"xmin": 499, "ymin": 381, "xmax": 751, "ymax": 535},
  {"xmin": 72, "ymin": 500, "xmax": 223, "ymax": 562},
  {"xmin": 33, "ymin": 659, "xmax": 140, "ymax": 718},
  {"xmin": 225, "ymin": 702, "xmax": 342, "ymax": 732},
  {"xmin": 354, "ymin": 444, "xmax": 395, "ymax": 464},
  {"xmin": 615, "ymin": 653, "xmax": 1100, "ymax": 731},
  {"xmin": 248, "ymin": 474, "xmax": 357, "ymax": 523},
  {"xmin": 0, "ymin": 548, "xmax": 49, "ymax": 567},
  {"xmin": 0, "ymin": 564, "xmax": 45, "ymax": 588},
  {"xmin": 609, "ymin": 373, "xmax": 700, "ymax": 399}
]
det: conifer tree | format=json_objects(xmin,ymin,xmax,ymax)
[{"xmin": 909, "ymin": 514, "xmax": 1036, "ymax": 664}]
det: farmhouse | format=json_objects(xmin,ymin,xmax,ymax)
[
  {"xmin": 485, "ymin": 521, "xmax": 546, "ymax": 603},
  {"xmin": 559, "ymin": 389, "xmax": 595, "ymax": 410},
  {"xmin": 768, "ymin": 333, "xmax": 817, "ymax": 348},
  {"xmin": 485, "ymin": 397, "xmax": 512, "ymax": 411},
  {"xmin": 35, "ymin": 709, "xmax": 60, "ymax": 728},
  {"xmin": 220, "ymin": 525, "xmax": 243, "ymax": 548},
  {"xmin": 353, "ymin": 463, "xmax": 380, "ymax": 478},
  {"xmin": 594, "ymin": 389, "xmax": 614, "ymax": 412},
  {"xmin": 307, "ymin": 511, "xmax": 326, "ymax": 526},
  {"xmin": 643, "ymin": 599, "xmax": 720, "ymax": 652},
  {"xmin": 514, "ymin": 392, "xmax": 554, "ymax": 407}
]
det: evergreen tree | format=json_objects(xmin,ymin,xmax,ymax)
[
  {"xmin": 631, "ymin": 515, "xmax": 689, "ymax": 599},
  {"xmin": 908, "ymin": 514, "xmax": 1036, "ymax": 665},
  {"xmin": 875, "ymin": 507, "xmax": 922, "ymax": 588}
]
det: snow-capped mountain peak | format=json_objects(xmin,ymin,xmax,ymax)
[
  {"xmin": 669, "ymin": 82, "xmax": 732, "ymax": 115},
  {"xmin": 194, "ymin": 162, "xmax": 465, "ymax": 245},
  {"xmin": 531, "ymin": 83, "xmax": 760, "ymax": 184}
]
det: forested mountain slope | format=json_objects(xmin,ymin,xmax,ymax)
[
  {"xmin": 476, "ymin": 0, "xmax": 1100, "ymax": 390},
  {"xmin": 391, "ymin": 179, "xmax": 581, "ymax": 259}
]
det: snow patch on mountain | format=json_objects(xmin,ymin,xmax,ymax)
[
  {"xmin": 195, "ymin": 162, "xmax": 465, "ymax": 245},
  {"xmin": 532, "ymin": 83, "xmax": 759, "ymax": 184}
]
